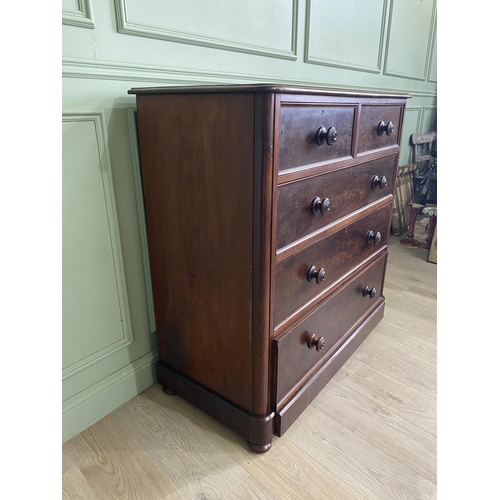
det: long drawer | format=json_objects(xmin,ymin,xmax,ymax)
[
  {"xmin": 274, "ymin": 252, "xmax": 387, "ymax": 407},
  {"xmin": 276, "ymin": 155, "xmax": 396, "ymax": 250},
  {"xmin": 274, "ymin": 203, "xmax": 391, "ymax": 328}
]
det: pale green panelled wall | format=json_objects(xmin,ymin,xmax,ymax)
[{"xmin": 62, "ymin": 0, "xmax": 437, "ymax": 442}]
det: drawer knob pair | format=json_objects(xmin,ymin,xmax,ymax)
[
  {"xmin": 372, "ymin": 175, "xmax": 388, "ymax": 190},
  {"xmin": 363, "ymin": 286, "xmax": 377, "ymax": 299},
  {"xmin": 311, "ymin": 196, "xmax": 331, "ymax": 216},
  {"xmin": 307, "ymin": 265, "xmax": 326, "ymax": 285},
  {"xmin": 316, "ymin": 126, "xmax": 338, "ymax": 146},
  {"xmin": 367, "ymin": 230, "xmax": 382, "ymax": 245},
  {"xmin": 307, "ymin": 332, "xmax": 326, "ymax": 352},
  {"xmin": 377, "ymin": 120, "xmax": 394, "ymax": 136}
]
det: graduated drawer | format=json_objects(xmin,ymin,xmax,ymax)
[
  {"xmin": 357, "ymin": 104, "xmax": 404, "ymax": 155},
  {"xmin": 274, "ymin": 252, "xmax": 387, "ymax": 406},
  {"xmin": 278, "ymin": 103, "xmax": 356, "ymax": 173},
  {"xmin": 274, "ymin": 203, "xmax": 391, "ymax": 328},
  {"xmin": 276, "ymin": 155, "xmax": 397, "ymax": 251}
]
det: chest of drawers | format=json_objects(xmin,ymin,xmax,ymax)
[{"xmin": 129, "ymin": 84, "xmax": 409, "ymax": 452}]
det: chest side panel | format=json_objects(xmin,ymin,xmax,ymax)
[{"xmin": 137, "ymin": 93, "xmax": 255, "ymax": 411}]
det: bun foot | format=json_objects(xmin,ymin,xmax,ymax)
[
  {"xmin": 162, "ymin": 387, "xmax": 175, "ymax": 396},
  {"xmin": 247, "ymin": 441, "xmax": 272, "ymax": 453}
]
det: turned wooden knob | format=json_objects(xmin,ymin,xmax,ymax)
[
  {"xmin": 367, "ymin": 230, "xmax": 382, "ymax": 244},
  {"xmin": 377, "ymin": 120, "xmax": 394, "ymax": 136},
  {"xmin": 363, "ymin": 285, "xmax": 377, "ymax": 299},
  {"xmin": 307, "ymin": 266, "xmax": 326, "ymax": 284},
  {"xmin": 316, "ymin": 126, "xmax": 338, "ymax": 146},
  {"xmin": 311, "ymin": 196, "xmax": 331, "ymax": 216},
  {"xmin": 372, "ymin": 175, "xmax": 388, "ymax": 190},
  {"xmin": 307, "ymin": 332, "xmax": 326, "ymax": 352}
]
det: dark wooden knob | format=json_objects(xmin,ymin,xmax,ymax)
[
  {"xmin": 311, "ymin": 196, "xmax": 331, "ymax": 216},
  {"xmin": 326, "ymin": 126, "xmax": 338, "ymax": 146},
  {"xmin": 307, "ymin": 266, "xmax": 326, "ymax": 284},
  {"xmin": 377, "ymin": 120, "xmax": 394, "ymax": 136},
  {"xmin": 316, "ymin": 126, "xmax": 327, "ymax": 145},
  {"xmin": 367, "ymin": 230, "xmax": 382, "ymax": 244},
  {"xmin": 316, "ymin": 126, "xmax": 338, "ymax": 146},
  {"xmin": 307, "ymin": 332, "xmax": 326, "ymax": 352},
  {"xmin": 363, "ymin": 286, "xmax": 377, "ymax": 299},
  {"xmin": 372, "ymin": 175, "xmax": 388, "ymax": 190}
]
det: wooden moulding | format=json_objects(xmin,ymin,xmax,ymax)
[
  {"xmin": 157, "ymin": 362, "xmax": 275, "ymax": 451},
  {"xmin": 275, "ymin": 300, "xmax": 386, "ymax": 436}
]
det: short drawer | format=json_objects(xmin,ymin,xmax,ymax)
[
  {"xmin": 357, "ymin": 104, "xmax": 403, "ymax": 155},
  {"xmin": 278, "ymin": 103, "xmax": 356, "ymax": 173},
  {"xmin": 274, "ymin": 203, "xmax": 391, "ymax": 328},
  {"xmin": 274, "ymin": 252, "xmax": 387, "ymax": 406},
  {"xmin": 276, "ymin": 155, "xmax": 397, "ymax": 250}
]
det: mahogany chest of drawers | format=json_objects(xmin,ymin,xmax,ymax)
[{"xmin": 129, "ymin": 84, "xmax": 409, "ymax": 452}]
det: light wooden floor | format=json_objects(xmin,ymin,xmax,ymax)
[{"xmin": 63, "ymin": 235, "xmax": 437, "ymax": 500}]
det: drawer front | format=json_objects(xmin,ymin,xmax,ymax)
[
  {"xmin": 276, "ymin": 155, "xmax": 396, "ymax": 250},
  {"xmin": 274, "ymin": 203, "xmax": 391, "ymax": 328},
  {"xmin": 278, "ymin": 104, "xmax": 356, "ymax": 173},
  {"xmin": 275, "ymin": 252, "xmax": 387, "ymax": 406},
  {"xmin": 357, "ymin": 105, "xmax": 403, "ymax": 155}
]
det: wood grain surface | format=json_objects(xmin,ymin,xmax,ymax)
[
  {"xmin": 62, "ymin": 235, "xmax": 437, "ymax": 500},
  {"xmin": 278, "ymin": 103, "xmax": 356, "ymax": 172},
  {"xmin": 275, "ymin": 253, "xmax": 387, "ymax": 403},
  {"xmin": 136, "ymin": 92, "xmax": 255, "ymax": 411},
  {"xmin": 276, "ymin": 155, "xmax": 396, "ymax": 249},
  {"xmin": 274, "ymin": 204, "xmax": 391, "ymax": 327},
  {"xmin": 357, "ymin": 104, "xmax": 403, "ymax": 154}
]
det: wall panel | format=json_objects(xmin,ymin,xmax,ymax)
[
  {"xmin": 422, "ymin": 106, "xmax": 438, "ymax": 134},
  {"xmin": 62, "ymin": 0, "xmax": 95, "ymax": 28},
  {"xmin": 115, "ymin": 0, "xmax": 298, "ymax": 59},
  {"xmin": 427, "ymin": 19, "xmax": 437, "ymax": 83},
  {"xmin": 384, "ymin": 0, "xmax": 436, "ymax": 80},
  {"xmin": 305, "ymin": 0, "xmax": 387, "ymax": 73},
  {"xmin": 400, "ymin": 106, "xmax": 423, "ymax": 165},
  {"xmin": 62, "ymin": 112, "xmax": 132, "ymax": 378}
]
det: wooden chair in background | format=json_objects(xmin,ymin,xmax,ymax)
[{"xmin": 399, "ymin": 133, "xmax": 437, "ymax": 261}]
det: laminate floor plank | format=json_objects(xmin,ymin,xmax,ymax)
[
  {"xmin": 329, "ymin": 377, "xmax": 437, "ymax": 454},
  {"xmin": 383, "ymin": 307, "xmax": 437, "ymax": 345},
  {"xmin": 63, "ymin": 436, "xmax": 84, "ymax": 474},
  {"xmin": 385, "ymin": 250, "xmax": 435, "ymax": 278},
  {"xmin": 66, "ymin": 413, "xmax": 185, "ymax": 500},
  {"xmin": 382, "ymin": 293, "xmax": 436, "ymax": 325},
  {"xmin": 404, "ymin": 283, "xmax": 437, "ymax": 301},
  {"xmin": 285, "ymin": 403, "xmax": 436, "ymax": 500},
  {"xmin": 62, "ymin": 467, "xmax": 100, "ymax": 500},
  {"xmin": 342, "ymin": 364, "xmax": 437, "ymax": 436},
  {"xmin": 114, "ymin": 387, "xmax": 248, "ymax": 500},
  {"xmin": 225, "ymin": 477, "xmax": 279, "ymax": 500},
  {"xmin": 386, "ymin": 245, "xmax": 436, "ymax": 291},
  {"xmin": 146, "ymin": 386, "xmax": 367, "ymax": 500},
  {"xmin": 231, "ymin": 436, "xmax": 365, "ymax": 500},
  {"xmin": 331, "ymin": 356, "xmax": 364, "ymax": 383},
  {"xmin": 384, "ymin": 283, "xmax": 437, "ymax": 316},
  {"xmin": 385, "ymin": 276, "xmax": 435, "ymax": 295},
  {"xmin": 367, "ymin": 321, "xmax": 437, "ymax": 368},
  {"xmin": 385, "ymin": 256, "xmax": 435, "ymax": 283},
  {"xmin": 353, "ymin": 338, "xmax": 437, "ymax": 398},
  {"xmin": 312, "ymin": 379, "xmax": 436, "ymax": 483}
]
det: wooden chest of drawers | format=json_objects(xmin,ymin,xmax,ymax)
[{"xmin": 129, "ymin": 84, "xmax": 409, "ymax": 452}]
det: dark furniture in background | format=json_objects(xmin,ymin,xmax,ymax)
[
  {"xmin": 129, "ymin": 84, "xmax": 410, "ymax": 452},
  {"xmin": 411, "ymin": 132, "xmax": 437, "ymax": 205}
]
